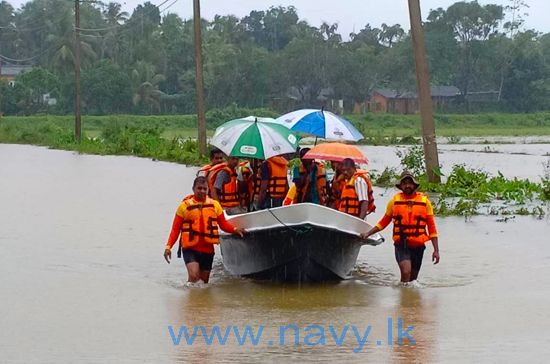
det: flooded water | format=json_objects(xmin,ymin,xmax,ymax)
[
  {"xmin": 1, "ymin": 143, "xmax": 550, "ymax": 363},
  {"xmin": 360, "ymin": 143, "xmax": 550, "ymax": 181}
]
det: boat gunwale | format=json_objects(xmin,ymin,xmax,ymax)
[{"xmin": 222, "ymin": 203, "xmax": 384, "ymax": 246}]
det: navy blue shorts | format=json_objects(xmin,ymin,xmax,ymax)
[
  {"xmin": 181, "ymin": 248, "xmax": 214, "ymax": 271},
  {"xmin": 394, "ymin": 243, "xmax": 426, "ymax": 271}
]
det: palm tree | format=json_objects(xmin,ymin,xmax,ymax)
[
  {"xmin": 48, "ymin": 9, "xmax": 96, "ymax": 71},
  {"xmin": 100, "ymin": 2, "xmax": 128, "ymax": 61},
  {"xmin": 131, "ymin": 61, "xmax": 165, "ymax": 113},
  {"xmin": 103, "ymin": 2, "xmax": 128, "ymax": 26}
]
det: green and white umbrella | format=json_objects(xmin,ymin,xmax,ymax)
[{"xmin": 211, "ymin": 116, "xmax": 300, "ymax": 160}]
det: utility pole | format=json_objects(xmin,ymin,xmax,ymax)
[
  {"xmin": 408, "ymin": 0, "xmax": 440, "ymax": 183},
  {"xmin": 193, "ymin": 0, "xmax": 207, "ymax": 156},
  {"xmin": 74, "ymin": 0, "xmax": 82, "ymax": 143}
]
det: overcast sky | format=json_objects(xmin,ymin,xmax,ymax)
[{"xmin": 8, "ymin": 0, "xmax": 550, "ymax": 37}]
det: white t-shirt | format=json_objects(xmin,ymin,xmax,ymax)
[{"xmin": 354, "ymin": 176, "xmax": 369, "ymax": 202}]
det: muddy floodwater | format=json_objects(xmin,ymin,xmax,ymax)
[{"xmin": 1, "ymin": 143, "xmax": 550, "ymax": 363}]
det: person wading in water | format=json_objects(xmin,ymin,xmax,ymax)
[
  {"xmin": 361, "ymin": 171, "xmax": 440, "ymax": 283},
  {"xmin": 164, "ymin": 176, "xmax": 245, "ymax": 284}
]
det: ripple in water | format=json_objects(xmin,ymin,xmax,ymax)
[{"xmin": 352, "ymin": 262, "xmax": 476, "ymax": 288}]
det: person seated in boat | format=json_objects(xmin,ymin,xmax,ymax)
[
  {"xmin": 257, "ymin": 156, "xmax": 289, "ymax": 209},
  {"xmin": 197, "ymin": 148, "xmax": 225, "ymax": 177},
  {"xmin": 291, "ymin": 147, "xmax": 327, "ymax": 205},
  {"xmin": 327, "ymin": 160, "xmax": 345, "ymax": 209},
  {"xmin": 361, "ymin": 171, "xmax": 440, "ymax": 284},
  {"xmin": 163, "ymin": 176, "xmax": 245, "ymax": 284},
  {"xmin": 238, "ymin": 158, "xmax": 262, "ymax": 212},
  {"xmin": 338, "ymin": 158, "xmax": 375, "ymax": 219},
  {"xmin": 208, "ymin": 156, "xmax": 245, "ymax": 215}
]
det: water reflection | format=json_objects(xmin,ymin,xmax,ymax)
[
  {"xmin": 172, "ymin": 288, "xmax": 217, "ymax": 363},
  {"xmin": 389, "ymin": 288, "xmax": 437, "ymax": 363}
]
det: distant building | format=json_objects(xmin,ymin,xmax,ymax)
[
  {"xmin": 367, "ymin": 86, "xmax": 461, "ymax": 114},
  {"xmin": 370, "ymin": 88, "xmax": 418, "ymax": 114},
  {"xmin": 0, "ymin": 63, "xmax": 33, "ymax": 86}
]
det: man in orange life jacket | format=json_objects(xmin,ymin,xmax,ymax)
[
  {"xmin": 238, "ymin": 158, "xmax": 262, "ymax": 211},
  {"xmin": 210, "ymin": 156, "xmax": 245, "ymax": 215},
  {"xmin": 258, "ymin": 156, "xmax": 289, "ymax": 209},
  {"xmin": 163, "ymin": 176, "xmax": 245, "ymax": 283},
  {"xmin": 338, "ymin": 158, "xmax": 375, "ymax": 219},
  {"xmin": 292, "ymin": 148, "xmax": 327, "ymax": 205},
  {"xmin": 361, "ymin": 171, "xmax": 440, "ymax": 283},
  {"xmin": 197, "ymin": 148, "xmax": 225, "ymax": 177},
  {"xmin": 327, "ymin": 160, "xmax": 345, "ymax": 209}
]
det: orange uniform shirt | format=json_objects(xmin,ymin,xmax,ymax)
[
  {"xmin": 375, "ymin": 192, "xmax": 438, "ymax": 240},
  {"xmin": 165, "ymin": 197, "xmax": 237, "ymax": 254}
]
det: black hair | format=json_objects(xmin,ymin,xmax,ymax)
[
  {"xmin": 210, "ymin": 148, "xmax": 224, "ymax": 159},
  {"xmin": 193, "ymin": 176, "xmax": 208, "ymax": 188},
  {"xmin": 341, "ymin": 158, "xmax": 356, "ymax": 168},
  {"xmin": 299, "ymin": 147, "xmax": 311, "ymax": 158}
]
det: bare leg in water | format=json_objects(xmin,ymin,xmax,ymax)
[
  {"xmin": 410, "ymin": 268, "xmax": 420, "ymax": 281},
  {"xmin": 398, "ymin": 260, "xmax": 413, "ymax": 283},
  {"xmin": 185, "ymin": 262, "xmax": 201, "ymax": 283},
  {"xmin": 199, "ymin": 270, "xmax": 211, "ymax": 283}
]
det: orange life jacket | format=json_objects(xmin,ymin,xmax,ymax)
[
  {"xmin": 206, "ymin": 163, "xmax": 223, "ymax": 194},
  {"xmin": 265, "ymin": 156, "xmax": 289, "ymax": 199},
  {"xmin": 330, "ymin": 172, "xmax": 346, "ymax": 209},
  {"xmin": 338, "ymin": 170, "xmax": 375, "ymax": 217},
  {"xmin": 253, "ymin": 167, "xmax": 261, "ymax": 197},
  {"xmin": 208, "ymin": 162, "xmax": 239, "ymax": 208},
  {"xmin": 179, "ymin": 195, "xmax": 219, "ymax": 249},
  {"xmin": 295, "ymin": 162, "xmax": 327, "ymax": 205},
  {"xmin": 391, "ymin": 192, "xmax": 430, "ymax": 247},
  {"xmin": 238, "ymin": 162, "xmax": 259, "ymax": 210},
  {"xmin": 197, "ymin": 163, "xmax": 213, "ymax": 177}
]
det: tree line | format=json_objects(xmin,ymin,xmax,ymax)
[{"xmin": 1, "ymin": 0, "xmax": 549, "ymax": 116}]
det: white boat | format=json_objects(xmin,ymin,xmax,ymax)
[{"xmin": 220, "ymin": 203, "xmax": 384, "ymax": 282}]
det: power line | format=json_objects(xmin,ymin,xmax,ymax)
[
  {"xmin": 77, "ymin": 0, "xmax": 179, "ymax": 39},
  {"xmin": 0, "ymin": 0, "xmax": 180, "ymax": 61},
  {"xmin": 0, "ymin": 45, "xmax": 56, "ymax": 62},
  {"xmin": 1, "ymin": 5, "xmax": 71, "ymax": 30},
  {"xmin": 0, "ymin": 0, "xmax": 172, "ymax": 34},
  {"xmin": 0, "ymin": 24, "xmax": 49, "ymax": 32},
  {"xmin": 75, "ymin": 0, "xmax": 174, "ymax": 32}
]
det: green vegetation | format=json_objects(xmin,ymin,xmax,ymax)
[
  {"xmin": 0, "ymin": 115, "xmax": 208, "ymax": 165},
  {"xmin": 3, "ymin": 110, "xmax": 550, "ymax": 149},
  {"xmin": 0, "ymin": 106, "xmax": 278, "ymax": 164},
  {"xmin": 371, "ymin": 145, "xmax": 550, "ymax": 218},
  {"xmin": 2, "ymin": 113, "xmax": 549, "ymax": 218}
]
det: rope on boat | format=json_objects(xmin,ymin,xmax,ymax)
[{"xmin": 266, "ymin": 208, "xmax": 313, "ymax": 235}]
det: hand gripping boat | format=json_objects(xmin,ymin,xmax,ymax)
[{"xmin": 220, "ymin": 203, "xmax": 384, "ymax": 282}]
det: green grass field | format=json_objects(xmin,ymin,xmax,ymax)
[
  {"xmin": 347, "ymin": 112, "xmax": 550, "ymax": 139},
  {"xmin": 3, "ymin": 111, "xmax": 550, "ymax": 150}
]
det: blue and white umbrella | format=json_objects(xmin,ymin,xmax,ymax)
[{"xmin": 274, "ymin": 109, "xmax": 364, "ymax": 142}]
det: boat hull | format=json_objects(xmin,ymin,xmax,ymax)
[
  {"xmin": 221, "ymin": 226, "xmax": 364, "ymax": 281},
  {"xmin": 220, "ymin": 203, "xmax": 384, "ymax": 282}
]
